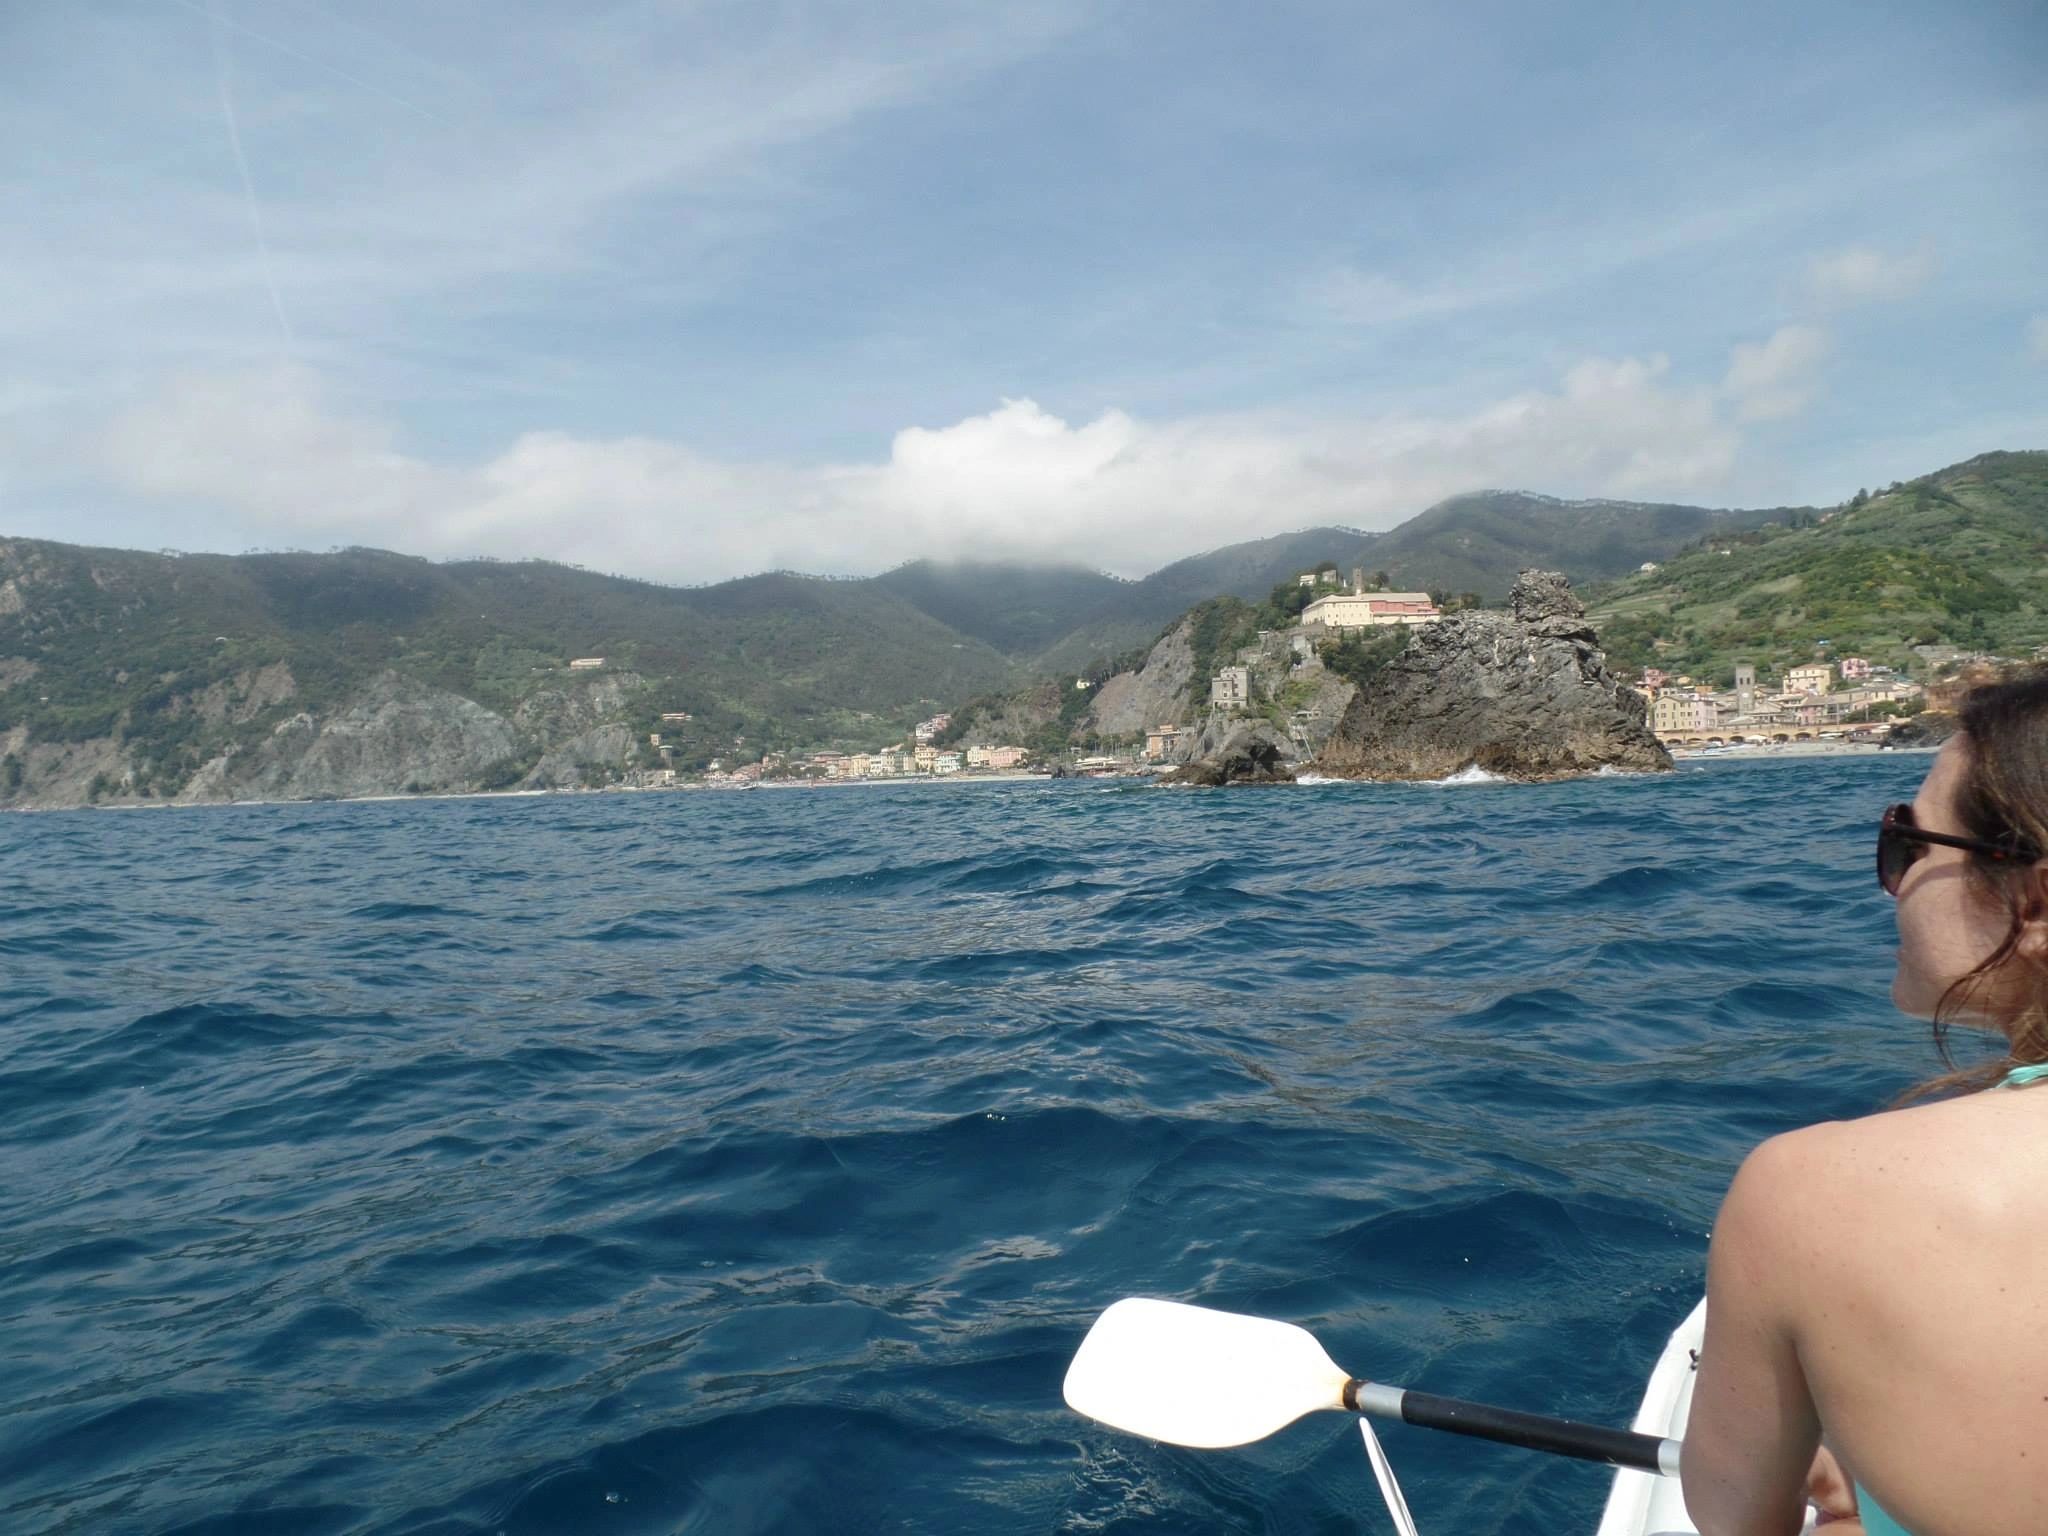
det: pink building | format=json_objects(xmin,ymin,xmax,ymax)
[{"xmin": 1840, "ymin": 657, "xmax": 1872, "ymax": 681}]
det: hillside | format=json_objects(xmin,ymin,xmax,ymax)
[
  {"xmin": 1360, "ymin": 491, "xmax": 1793, "ymax": 599},
  {"xmin": 0, "ymin": 542, "xmax": 1019, "ymax": 802},
  {"xmin": 1585, "ymin": 451, "xmax": 2048, "ymax": 684}
]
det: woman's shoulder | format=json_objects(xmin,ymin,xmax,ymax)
[{"xmin": 1727, "ymin": 1090, "xmax": 2038, "ymax": 1243}]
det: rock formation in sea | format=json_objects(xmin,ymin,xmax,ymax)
[
  {"xmin": 1311, "ymin": 570, "xmax": 1672, "ymax": 782},
  {"xmin": 1883, "ymin": 711, "xmax": 1958, "ymax": 749},
  {"xmin": 1163, "ymin": 722, "xmax": 1297, "ymax": 786}
]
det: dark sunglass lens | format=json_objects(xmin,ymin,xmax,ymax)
[
  {"xmin": 1875, "ymin": 811, "xmax": 1925, "ymax": 897},
  {"xmin": 1877, "ymin": 804, "xmax": 1917, "ymax": 895},
  {"xmin": 1878, "ymin": 829, "xmax": 1908, "ymax": 894}
]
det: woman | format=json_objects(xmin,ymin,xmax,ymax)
[{"xmin": 1681, "ymin": 672, "xmax": 2048, "ymax": 1536}]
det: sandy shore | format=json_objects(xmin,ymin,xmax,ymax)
[{"xmin": 1669, "ymin": 740, "xmax": 1937, "ymax": 761}]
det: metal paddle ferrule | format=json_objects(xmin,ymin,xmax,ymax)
[{"xmin": 1342, "ymin": 1377, "xmax": 1681, "ymax": 1476}]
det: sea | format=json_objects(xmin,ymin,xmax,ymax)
[{"xmin": 0, "ymin": 755, "xmax": 1952, "ymax": 1535}]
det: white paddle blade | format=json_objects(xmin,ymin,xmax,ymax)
[{"xmin": 1063, "ymin": 1298, "xmax": 1352, "ymax": 1448}]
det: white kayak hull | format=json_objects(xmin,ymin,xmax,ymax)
[{"xmin": 1593, "ymin": 1299, "xmax": 1815, "ymax": 1535}]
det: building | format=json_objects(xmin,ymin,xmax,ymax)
[
  {"xmin": 569, "ymin": 657, "xmax": 606, "ymax": 670},
  {"xmin": 1144, "ymin": 724, "xmax": 1184, "ymax": 760},
  {"xmin": 1299, "ymin": 589, "xmax": 1441, "ymax": 630},
  {"xmin": 1210, "ymin": 666, "xmax": 1251, "ymax": 710},
  {"xmin": 933, "ymin": 752, "xmax": 963, "ymax": 775},
  {"xmin": 984, "ymin": 746, "xmax": 1028, "ymax": 770},
  {"xmin": 1640, "ymin": 667, "xmax": 1669, "ymax": 692},
  {"xmin": 1787, "ymin": 663, "xmax": 1834, "ymax": 695},
  {"xmin": 1651, "ymin": 692, "xmax": 1718, "ymax": 734},
  {"xmin": 1839, "ymin": 657, "xmax": 1872, "ymax": 681},
  {"xmin": 659, "ymin": 711, "xmax": 693, "ymax": 723}
]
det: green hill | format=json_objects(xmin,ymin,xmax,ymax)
[
  {"xmin": 1362, "ymin": 491, "xmax": 1791, "ymax": 599},
  {"xmin": 0, "ymin": 542, "xmax": 1018, "ymax": 787},
  {"xmin": 1585, "ymin": 451, "xmax": 2048, "ymax": 685}
]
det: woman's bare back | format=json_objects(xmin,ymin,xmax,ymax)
[{"xmin": 1783, "ymin": 1089, "xmax": 2048, "ymax": 1535}]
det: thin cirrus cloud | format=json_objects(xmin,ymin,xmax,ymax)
[{"xmin": 95, "ymin": 351, "xmax": 1745, "ymax": 583}]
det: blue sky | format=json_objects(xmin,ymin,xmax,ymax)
[{"xmin": 3, "ymin": 0, "xmax": 2044, "ymax": 579}]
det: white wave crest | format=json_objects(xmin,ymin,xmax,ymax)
[{"xmin": 1429, "ymin": 764, "xmax": 1506, "ymax": 786}]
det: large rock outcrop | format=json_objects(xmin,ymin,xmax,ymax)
[
  {"xmin": 1164, "ymin": 722, "xmax": 1297, "ymax": 786},
  {"xmin": 1312, "ymin": 571, "xmax": 1671, "ymax": 781}
]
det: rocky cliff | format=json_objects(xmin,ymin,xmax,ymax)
[
  {"xmin": 1, "ymin": 666, "xmax": 651, "ymax": 809},
  {"xmin": 1311, "ymin": 570, "xmax": 1671, "ymax": 781},
  {"xmin": 1087, "ymin": 617, "xmax": 1198, "ymax": 738}
]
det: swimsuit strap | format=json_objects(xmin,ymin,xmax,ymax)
[{"xmin": 2001, "ymin": 1063, "xmax": 2048, "ymax": 1088}]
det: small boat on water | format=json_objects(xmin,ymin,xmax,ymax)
[{"xmin": 1596, "ymin": 1299, "xmax": 1817, "ymax": 1535}]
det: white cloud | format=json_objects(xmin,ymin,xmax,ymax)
[
  {"xmin": 1803, "ymin": 243, "xmax": 1938, "ymax": 307},
  {"xmin": 92, "ymin": 355, "xmax": 1745, "ymax": 581},
  {"xmin": 1723, "ymin": 325, "xmax": 1830, "ymax": 422},
  {"xmin": 2029, "ymin": 314, "xmax": 2048, "ymax": 364}
]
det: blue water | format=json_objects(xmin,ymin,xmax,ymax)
[{"xmin": 0, "ymin": 758, "xmax": 1945, "ymax": 1534}]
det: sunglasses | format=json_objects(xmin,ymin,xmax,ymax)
[{"xmin": 1877, "ymin": 802, "xmax": 2040, "ymax": 897}]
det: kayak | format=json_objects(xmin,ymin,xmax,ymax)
[{"xmin": 1594, "ymin": 1299, "xmax": 1816, "ymax": 1535}]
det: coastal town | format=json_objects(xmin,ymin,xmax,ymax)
[{"xmin": 1637, "ymin": 655, "xmax": 1927, "ymax": 750}]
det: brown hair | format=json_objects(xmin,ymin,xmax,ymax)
[{"xmin": 1904, "ymin": 667, "xmax": 2048, "ymax": 1101}]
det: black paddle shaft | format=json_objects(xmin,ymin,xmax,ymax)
[
  {"xmin": 1398, "ymin": 1389, "xmax": 1671, "ymax": 1471},
  {"xmin": 1345, "ymin": 1381, "xmax": 1674, "ymax": 1473}
]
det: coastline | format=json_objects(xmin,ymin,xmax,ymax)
[{"xmin": 3, "ymin": 744, "xmax": 1936, "ymax": 814}]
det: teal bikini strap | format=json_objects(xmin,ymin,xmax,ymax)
[{"xmin": 2002, "ymin": 1063, "xmax": 2048, "ymax": 1087}]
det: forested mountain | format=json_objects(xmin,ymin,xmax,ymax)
[
  {"xmin": 1361, "ymin": 491, "xmax": 1795, "ymax": 599},
  {"xmin": 0, "ymin": 544, "xmax": 1018, "ymax": 800}
]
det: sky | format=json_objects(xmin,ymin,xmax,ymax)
[{"xmin": 3, "ymin": 0, "xmax": 2045, "ymax": 582}]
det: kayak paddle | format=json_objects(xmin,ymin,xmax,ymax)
[{"xmin": 1063, "ymin": 1297, "xmax": 1681, "ymax": 1476}]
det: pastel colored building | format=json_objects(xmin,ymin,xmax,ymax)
[
  {"xmin": 1651, "ymin": 693, "xmax": 1717, "ymax": 733},
  {"xmin": 1299, "ymin": 591, "xmax": 1441, "ymax": 630}
]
